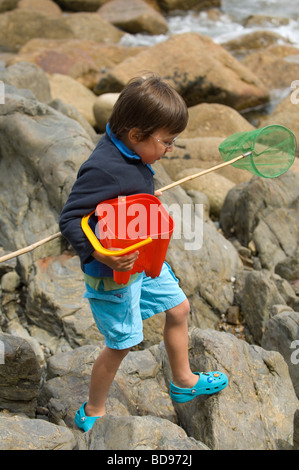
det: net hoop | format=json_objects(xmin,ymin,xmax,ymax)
[{"xmin": 218, "ymin": 124, "xmax": 297, "ymax": 178}]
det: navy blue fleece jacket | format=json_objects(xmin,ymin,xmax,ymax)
[{"xmin": 59, "ymin": 129, "xmax": 155, "ymax": 277}]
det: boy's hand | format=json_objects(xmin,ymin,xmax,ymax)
[{"xmin": 92, "ymin": 250, "xmax": 139, "ymax": 272}]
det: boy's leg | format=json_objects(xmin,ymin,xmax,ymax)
[
  {"xmin": 163, "ymin": 299, "xmax": 198, "ymax": 389},
  {"xmin": 141, "ymin": 264, "xmax": 228, "ymax": 401},
  {"xmin": 83, "ymin": 275, "xmax": 144, "ymax": 419},
  {"xmin": 85, "ymin": 346, "xmax": 130, "ymax": 417}
]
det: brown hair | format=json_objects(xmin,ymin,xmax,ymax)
[{"xmin": 109, "ymin": 74, "xmax": 188, "ymax": 139}]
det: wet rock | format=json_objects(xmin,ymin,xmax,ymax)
[
  {"xmin": 54, "ymin": 0, "xmax": 108, "ymax": 12},
  {"xmin": 242, "ymin": 45, "xmax": 299, "ymax": 90},
  {"xmin": 94, "ymin": 32, "xmax": 269, "ymax": 111},
  {"xmin": 243, "ymin": 14, "xmax": 290, "ymax": 28},
  {"xmin": 158, "ymin": 0, "xmax": 220, "ymax": 12},
  {"xmin": 224, "ymin": 30, "xmax": 291, "ymax": 59}
]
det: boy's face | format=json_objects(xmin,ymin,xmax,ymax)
[{"xmin": 128, "ymin": 128, "xmax": 177, "ymax": 165}]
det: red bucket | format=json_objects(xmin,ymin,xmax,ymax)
[{"xmin": 95, "ymin": 194, "xmax": 174, "ymax": 284}]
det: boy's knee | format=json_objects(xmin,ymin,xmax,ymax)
[
  {"xmin": 107, "ymin": 346, "xmax": 131, "ymax": 359},
  {"xmin": 166, "ymin": 299, "xmax": 190, "ymax": 322},
  {"xmin": 178, "ymin": 299, "xmax": 190, "ymax": 316},
  {"xmin": 118, "ymin": 346, "xmax": 131, "ymax": 359}
]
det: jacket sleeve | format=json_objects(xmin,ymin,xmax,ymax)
[{"xmin": 59, "ymin": 160, "xmax": 120, "ymax": 267}]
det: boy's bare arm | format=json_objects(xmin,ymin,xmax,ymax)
[{"xmin": 92, "ymin": 250, "xmax": 139, "ymax": 272}]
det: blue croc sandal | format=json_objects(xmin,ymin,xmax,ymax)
[
  {"xmin": 170, "ymin": 371, "xmax": 228, "ymax": 403},
  {"xmin": 74, "ymin": 402, "xmax": 101, "ymax": 432}
]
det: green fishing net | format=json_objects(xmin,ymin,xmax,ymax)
[{"xmin": 218, "ymin": 125, "xmax": 296, "ymax": 178}]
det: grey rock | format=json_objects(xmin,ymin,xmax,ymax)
[
  {"xmin": 1, "ymin": 270, "xmax": 20, "ymax": 292},
  {"xmin": 79, "ymin": 414, "xmax": 209, "ymax": 450},
  {"xmin": 160, "ymin": 327, "xmax": 298, "ymax": 450},
  {"xmin": 0, "ymin": 85, "xmax": 94, "ymax": 278},
  {"xmin": 262, "ymin": 309, "xmax": 299, "ymax": 398},
  {"xmin": 238, "ymin": 270, "xmax": 299, "ymax": 344},
  {"xmin": 220, "ymin": 172, "xmax": 299, "ymax": 277},
  {"xmin": 0, "ymin": 333, "xmax": 42, "ymax": 416},
  {"xmin": 37, "ymin": 327, "xmax": 298, "ymax": 450},
  {"xmin": 0, "ymin": 61, "xmax": 52, "ymax": 102},
  {"xmin": 239, "ymin": 270, "xmax": 286, "ymax": 344},
  {"xmin": 49, "ymin": 98, "xmax": 99, "ymax": 144},
  {"xmin": 39, "ymin": 344, "xmax": 177, "ymax": 428},
  {"xmin": 25, "ymin": 254, "xmax": 100, "ymax": 348},
  {"xmin": 0, "ymin": 413, "xmax": 76, "ymax": 450}
]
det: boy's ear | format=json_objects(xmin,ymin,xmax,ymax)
[{"xmin": 128, "ymin": 128, "xmax": 143, "ymax": 144}]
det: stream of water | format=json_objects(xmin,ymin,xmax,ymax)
[{"xmin": 120, "ymin": 0, "xmax": 299, "ymax": 49}]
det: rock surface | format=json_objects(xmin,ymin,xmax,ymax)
[
  {"xmin": 94, "ymin": 33, "xmax": 269, "ymax": 110},
  {"xmin": 79, "ymin": 414, "xmax": 209, "ymax": 450},
  {"xmin": 0, "ymin": 85, "xmax": 94, "ymax": 277},
  {"xmin": 0, "ymin": 413, "xmax": 76, "ymax": 450},
  {"xmin": 0, "ymin": 0, "xmax": 298, "ymax": 451}
]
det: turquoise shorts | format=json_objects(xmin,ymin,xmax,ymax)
[{"xmin": 83, "ymin": 262, "xmax": 186, "ymax": 350}]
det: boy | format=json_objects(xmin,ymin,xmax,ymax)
[{"xmin": 59, "ymin": 74, "xmax": 228, "ymax": 432}]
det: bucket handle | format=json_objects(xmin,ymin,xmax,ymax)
[{"xmin": 81, "ymin": 211, "xmax": 152, "ymax": 256}]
